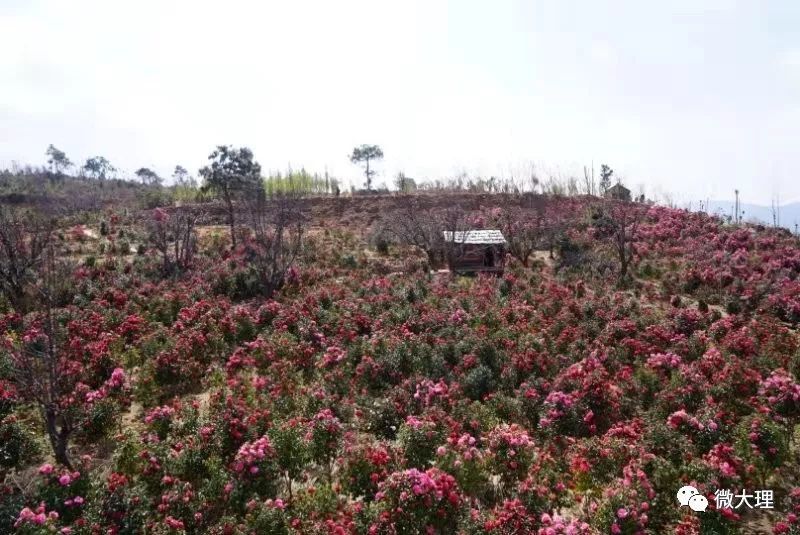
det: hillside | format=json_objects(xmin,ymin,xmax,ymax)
[{"xmin": 1, "ymin": 192, "xmax": 800, "ymax": 534}]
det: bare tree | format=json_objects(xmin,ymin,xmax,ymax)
[
  {"xmin": 538, "ymin": 202, "xmax": 569, "ymax": 260},
  {"xmin": 242, "ymin": 191, "xmax": 305, "ymax": 298},
  {"xmin": 147, "ymin": 207, "xmax": 197, "ymax": 275},
  {"xmin": 380, "ymin": 198, "xmax": 445, "ymax": 268},
  {"xmin": 593, "ymin": 201, "xmax": 647, "ymax": 284},
  {"xmin": 612, "ymin": 205, "xmax": 645, "ymax": 282},
  {"xmin": 440, "ymin": 204, "xmax": 474, "ymax": 270},
  {"xmin": 494, "ymin": 204, "xmax": 546, "ymax": 266},
  {"xmin": 771, "ymin": 192, "xmax": 781, "ymax": 228},
  {"xmin": 8, "ymin": 246, "xmax": 77, "ymax": 467},
  {"xmin": 582, "ymin": 164, "xmax": 596, "ymax": 196},
  {"xmin": 0, "ymin": 207, "xmax": 54, "ymax": 312}
]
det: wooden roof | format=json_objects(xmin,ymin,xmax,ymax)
[
  {"xmin": 607, "ymin": 183, "xmax": 630, "ymax": 193},
  {"xmin": 443, "ymin": 229, "xmax": 506, "ymax": 244}
]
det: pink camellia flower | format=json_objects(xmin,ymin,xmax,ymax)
[
  {"xmin": 15, "ymin": 507, "xmax": 35, "ymax": 526},
  {"xmin": 617, "ymin": 508, "xmax": 629, "ymax": 519},
  {"xmin": 164, "ymin": 516, "xmax": 184, "ymax": 530},
  {"xmin": 59, "ymin": 474, "xmax": 72, "ymax": 486},
  {"xmin": 39, "ymin": 463, "xmax": 54, "ymax": 475},
  {"xmin": 108, "ymin": 367, "xmax": 126, "ymax": 388},
  {"xmin": 153, "ymin": 207, "xmax": 169, "ymax": 223},
  {"xmin": 436, "ymin": 446, "xmax": 447, "ymax": 457}
]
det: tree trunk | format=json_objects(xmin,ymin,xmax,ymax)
[
  {"xmin": 44, "ymin": 408, "xmax": 72, "ymax": 469},
  {"xmin": 226, "ymin": 196, "xmax": 237, "ymax": 249}
]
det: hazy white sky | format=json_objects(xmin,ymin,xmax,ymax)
[{"xmin": 1, "ymin": 0, "xmax": 799, "ymax": 204}]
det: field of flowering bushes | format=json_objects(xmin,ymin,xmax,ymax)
[{"xmin": 2, "ymin": 195, "xmax": 800, "ymax": 534}]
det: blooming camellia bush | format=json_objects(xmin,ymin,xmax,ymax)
[
  {"xmin": 397, "ymin": 414, "xmax": 446, "ymax": 468},
  {"xmin": 306, "ymin": 408, "xmax": 343, "ymax": 469},
  {"xmin": 484, "ymin": 424, "xmax": 535, "ymax": 487},
  {"xmin": 372, "ymin": 468, "xmax": 461, "ymax": 533},
  {"xmin": 13, "ymin": 502, "xmax": 61, "ymax": 534}
]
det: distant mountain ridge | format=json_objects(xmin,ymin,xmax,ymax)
[{"xmin": 705, "ymin": 200, "xmax": 800, "ymax": 231}]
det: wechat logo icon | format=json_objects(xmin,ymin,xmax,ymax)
[{"xmin": 677, "ymin": 485, "xmax": 708, "ymax": 512}]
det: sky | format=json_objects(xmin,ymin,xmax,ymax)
[{"xmin": 1, "ymin": 0, "xmax": 799, "ymax": 205}]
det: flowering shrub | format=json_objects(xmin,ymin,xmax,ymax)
[
  {"xmin": 14, "ymin": 502, "xmax": 61, "ymax": 534},
  {"xmin": 591, "ymin": 459, "xmax": 656, "ymax": 535},
  {"xmin": 306, "ymin": 408, "xmax": 343, "ymax": 467},
  {"xmin": 0, "ymin": 414, "xmax": 39, "ymax": 468},
  {"xmin": 340, "ymin": 439, "xmax": 394, "ymax": 501},
  {"xmin": 413, "ymin": 378, "xmax": 451, "ymax": 409},
  {"xmin": 143, "ymin": 405, "xmax": 176, "ymax": 440},
  {"xmin": 397, "ymin": 414, "xmax": 446, "ymax": 468},
  {"xmin": 759, "ymin": 369, "xmax": 800, "ymax": 421},
  {"xmin": 774, "ymin": 487, "xmax": 800, "ymax": 534},
  {"xmin": 269, "ymin": 420, "xmax": 311, "ymax": 494},
  {"xmin": 539, "ymin": 390, "xmax": 590, "ymax": 437},
  {"xmin": 242, "ymin": 498, "xmax": 289, "ymax": 534},
  {"xmin": 485, "ymin": 424, "xmax": 535, "ymax": 485},
  {"xmin": 434, "ymin": 433, "xmax": 488, "ymax": 498},
  {"xmin": 481, "ymin": 499, "xmax": 538, "ymax": 533},
  {"xmin": 34, "ymin": 463, "xmax": 91, "ymax": 525},
  {"xmin": 372, "ymin": 468, "xmax": 461, "ymax": 532},
  {"xmin": 734, "ymin": 415, "xmax": 789, "ymax": 478},
  {"xmin": 232, "ymin": 435, "xmax": 279, "ymax": 498}
]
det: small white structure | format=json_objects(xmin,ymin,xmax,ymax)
[
  {"xmin": 443, "ymin": 229, "xmax": 507, "ymax": 245},
  {"xmin": 442, "ymin": 229, "xmax": 507, "ymax": 273}
]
